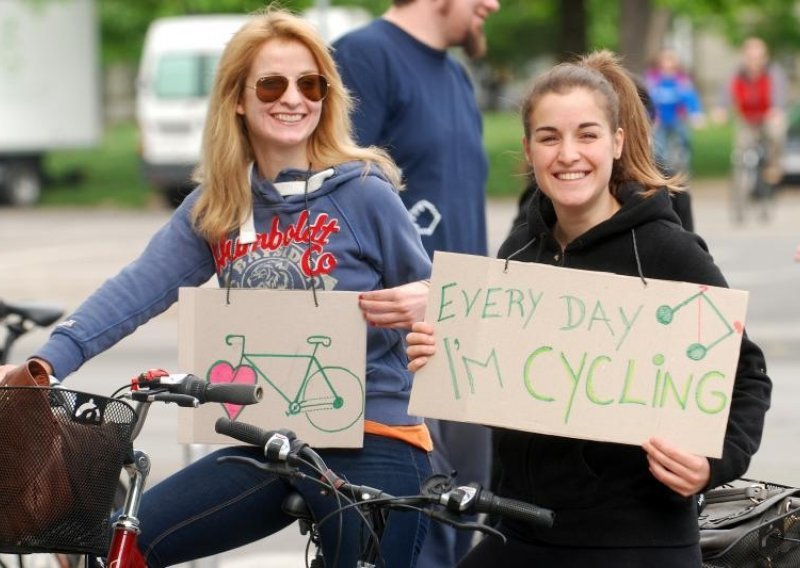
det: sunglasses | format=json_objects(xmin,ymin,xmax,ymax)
[{"xmin": 249, "ymin": 73, "xmax": 329, "ymax": 103}]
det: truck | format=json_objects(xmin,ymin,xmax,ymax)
[
  {"xmin": 135, "ymin": 7, "xmax": 371, "ymax": 207},
  {"xmin": 0, "ymin": 0, "xmax": 102, "ymax": 206}
]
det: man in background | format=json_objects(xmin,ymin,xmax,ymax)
[{"xmin": 333, "ymin": 1, "xmax": 500, "ymax": 566}]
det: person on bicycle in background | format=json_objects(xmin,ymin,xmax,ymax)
[
  {"xmin": 0, "ymin": 7, "xmax": 434, "ymax": 567},
  {"xmin": 645, "ymin": 47, "xmax": 706, "ymax": 177},
  {"xmin": 406, "ymin": 50, "xmax": 772, "ymax": 567},
  {"xmin": 713, "ymin": 36, "xmax": 789, "ymax": 195}
]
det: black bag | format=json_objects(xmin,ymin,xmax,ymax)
[{"xmin": 699, "ymin": 479, "xmax": 800, "ymax": 567}]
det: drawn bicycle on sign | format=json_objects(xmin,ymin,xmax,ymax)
[{"xmin": 209, "ymin": 334, "xmax": 364, "ymax": 433}]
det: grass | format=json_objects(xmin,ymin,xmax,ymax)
[
  {"xmin": 42, "ymin": 121, "xmax": 151, "ymax": 208},
  {"xmin": 38, "ymin": 114, "xmax": 735, "ymax": 208}
]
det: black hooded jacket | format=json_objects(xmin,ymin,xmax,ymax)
[{"xmin": 494, "ymin": 182, "xmax": 771, "ymax": 548}]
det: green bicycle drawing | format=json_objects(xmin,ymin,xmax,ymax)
[
  {"xmin": 655, "ymin": 285, "xmax": 742, "ymax": 361},
  {"xmin": 208, "ymin": 334, "xmax": 364, "ymax": 433}
]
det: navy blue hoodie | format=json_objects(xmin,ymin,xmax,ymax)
[{"xmin": 37, "ymin": 161, "xmax": 431, "ymax": 426}]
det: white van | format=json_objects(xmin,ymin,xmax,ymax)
[
  {"xmin": 136, "ymin": 8, "xmax": 371, "ymax": 207},
  {"xmin": 136, "ymin": 14, "xmax": 251, "ymax": 206}
]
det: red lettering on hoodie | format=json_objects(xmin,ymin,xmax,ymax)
[{"xmin": 212, "ymin": 212, "xmax": 341, "ymax": 275}]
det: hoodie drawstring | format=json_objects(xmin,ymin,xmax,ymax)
[
  {"xmin": 631, "ymin": 229, "xmax": 647, "ymax": 286},
  {"xmin": 504, "ymin": 236, "xmax": 539, "ymax": 272},
  {"xmin": 303, "ymin": 163, "xmax": 319, "ymax": 307}
]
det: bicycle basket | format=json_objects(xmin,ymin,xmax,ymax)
[
  {"xmin": 0, "ymin": 386, "xmax": 136, "ymax": 556},
  {"xmin": 700, "ymin": 480, "xmax": 800, "ymax": 568}
]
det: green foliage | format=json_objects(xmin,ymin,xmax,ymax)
[
  {"xmin": 482, "ymin": 0, "xmax": 557, "ymax": 71},
  {"xmin": 41, "ymin": 122, "xmax": 150, "ymax": 208},
  {"xmin": 588, "ymin": 0, "xmax": 620, "ymax": 51},
  {"xmin": 658, "ymin": 0, "xmax": 800, "ymax": 57},
  {"xmin": 483, "ymin": 111, "xmax": 527, "ymax": 198}
]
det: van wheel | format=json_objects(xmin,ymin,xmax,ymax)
[
  {"xmin": 164, "ymin": 184, "xmax": 194, "ymax": 208},
  {"xmin": 0, "ymin": 162, "xmax": 42, "ymax": 206}
]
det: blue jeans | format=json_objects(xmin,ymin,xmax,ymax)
[
  {"xmin": 135, "ymin": 434, "xmax": 431, "ymax": 567},
  {"xmin": 417, "ymin": 419, "xmax": 492, "ymax": 568}
]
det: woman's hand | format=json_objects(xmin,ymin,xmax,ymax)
[
  {"xmin": 359, "ymin": 280, "xmax": 429, "ymax": 329},
  {"xmin": 406, "ymin": 321, "xmax": 436, "ymax": 373},
  {"xmin": 0, "ymin": 364, "xmax": 16, "ymax": 383},
  {"xmin": 642, "ymin": 436, "xmax": 710, "ymax": 497}
]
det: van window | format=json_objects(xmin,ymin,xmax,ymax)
[{"xmin": 153, "ymin": 53, "xmax": 221, "ymax": 99}]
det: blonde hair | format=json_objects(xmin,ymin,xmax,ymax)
[
  {"xmin": 520, "ymin": 50, "xmax": 683, "ymax": 197},
  {"xmin": 191, "ymin": 7, "xmax": 401, "ymax": 241}
]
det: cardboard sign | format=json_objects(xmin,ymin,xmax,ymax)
[
  {"xmin": 408, "ymin": 252, "xmax": 749, "ymax": 457},
  {"xmin": 177, "ymin": 288, "xmax": 366, "ymax": 448}
]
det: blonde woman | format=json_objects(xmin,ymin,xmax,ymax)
[{"xmin": 6, "ymin": 8, "xmax": 432, "ymax": 567}]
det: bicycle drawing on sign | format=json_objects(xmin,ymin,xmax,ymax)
[
  {"xmin": 207, "ymin": 334, "xmax": 364, "ymax": 433},
  {"xmin": 656, "ymin": 285, "xmax": 743, "ymax": 361}
]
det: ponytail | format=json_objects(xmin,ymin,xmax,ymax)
[
  {"xmin": 581, "ymin": 51, "xmax": 683, "ymax": 194},
  {"xmin": 521, "ymin": 49, "xmax": 684, "ymax": 196}
]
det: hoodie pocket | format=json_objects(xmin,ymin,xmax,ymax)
[{"xmin": 497, "ymin": 430, "xmax": 601, "ymax": 510}]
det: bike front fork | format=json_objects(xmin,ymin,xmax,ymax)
[
  {"xmin": 105, "ymin": 525, "xmax": 146, "ymax": 568},
  {"xmin": 101, "ymin": 450, "xmax": 151, "ymax": 568}
]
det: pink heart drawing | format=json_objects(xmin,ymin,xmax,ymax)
[
  {"xmin": 208, "ymin": 361, "xmax": 257, "ymax": 420},
  {"xmin": 733, "ymin": 320, "xmax": 744, "ymax": 335}
]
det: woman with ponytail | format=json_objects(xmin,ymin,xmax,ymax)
[{"xmin": 407, "ymin": 50, "xmax": 771, "ymax": 567}]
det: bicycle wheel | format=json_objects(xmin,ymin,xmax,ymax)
[
  {"xmin": 303, "ymin": 366, "xmax": 364, "ymax": 433},
  {"xmin": 731, "ymin": 149, "xmax": 757, "ymax": 223}
]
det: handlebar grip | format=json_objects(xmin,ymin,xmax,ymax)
[
  {"xmin": 215, "ymin": 417, "xmax": 275, "ymax": 448},
  {"xmin": 177, "ymin": 375, "xmax": 264, "ymax": 405},
  {"xmin": 476, "ymin": 490, "xmax": 555, "ymax": 529},
  {"xmin": 201, "ymin": 382, "xmax": 263, "ymax": 405}
]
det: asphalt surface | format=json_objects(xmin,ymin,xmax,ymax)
[{"xmin": 2, "ymin": 178, "xmax": 799, "ymax": 567}]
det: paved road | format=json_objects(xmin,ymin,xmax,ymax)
[{"xmin": 2, "ymin": 180, "xmax": 799, "ymax": 566}]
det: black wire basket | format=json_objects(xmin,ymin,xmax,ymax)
[{"xmin": 0, "ymin": 386, "xmax": 136, "ymax": 556}]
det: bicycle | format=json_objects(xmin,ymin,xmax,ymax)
[
  {"xmin": 214, "ymin": 417, "xmax": 556, "ymax": 568},
  {"xmin": 730, "ymin": 131, "xmax": 775, "ymax": 224},
  {"xmin": 655, "ymin": 123, "xmax": 692, "ymax": 177},
  {"xmin": 0, "ymin": 299, "xmax": 64, "ymax": 366},
  {"xmin": 215, "ymin": 333, "xmax": 364, "ymax": 433},
  {"xmin": 0, "ymin": 369, "xmax": 263, "ymax": 568}
]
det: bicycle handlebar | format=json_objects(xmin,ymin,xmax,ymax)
[
  {"xmin": 132, "ymin": 370, "xmax": 263, "ymax": 407},
  {"xmin": 213, "ymin": 417, "xmax": 555, "ymax": 529}
]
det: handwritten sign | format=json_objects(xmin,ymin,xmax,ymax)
[
  {"xmin": 408, "ymin": 252, "xmax": 749, "ymax": 457},
  {"xmin": 177, "ymin": 288, "xmax": 366, "ymax": 448}
]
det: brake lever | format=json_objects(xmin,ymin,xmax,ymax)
[
  {"xmin": 426, "ymin": 509, "xmax": 506, "ymax": 542},
  {"xmin": 217, "ymin": 455, "xmax": 306, "ymax": 481}
]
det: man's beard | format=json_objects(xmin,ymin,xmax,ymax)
[
  {"xmin": 463, "ymin": 27, "xmax": 487, "ymax": 60},
  {"xmin": 438, "ymin": 0, "xmax": 488, "ymax": 60}
]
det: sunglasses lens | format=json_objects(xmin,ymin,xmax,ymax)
[
  {"xmin": 255, "ymin": 76, "xmax": 289, "ymax": 103},
  {"xmin": 297, "ymin": 74, "xmax": 328, "ymax": 102}
]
